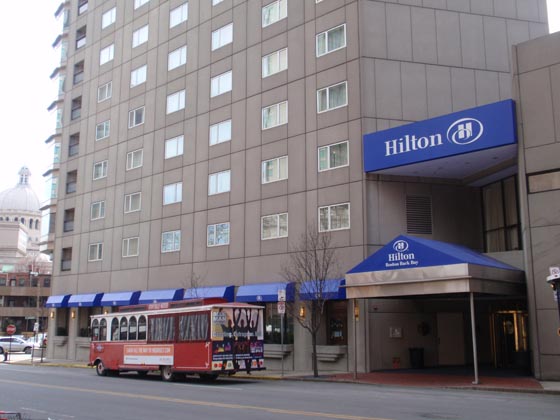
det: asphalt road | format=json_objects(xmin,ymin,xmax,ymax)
[{"xmin": 0, "ymin": 363, "xmax": 559, "ymax": 420}]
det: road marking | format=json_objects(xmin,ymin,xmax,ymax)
[{"xmin": 0, "ymin": 378, "xmax": 391, "ymax": 420}]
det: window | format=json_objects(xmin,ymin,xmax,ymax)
[
  {"xmin": 128, "ymin": 106, "xmax": 145, "ymax": 128},
  {"xmin": 102, "ymin": 7, "xmax": 116, "ymax": 29},
  {"xmin": 326, "ymin": 301, "xmax": 347, "ymax": 345},
  {"xmin": 93, "ymin": 160, "xmax": 108, "ymax": 180},
  {"xmin": 211, "ymin": 23, "xmax": 233, "ymax": 51},
  {"xmin": 88, "ymin": 243, "xmax": 103, "ymax": 261},
  {"xmin": 209, "ymin": 120, "xmax": 231, "ymax": 145},
  {"xmin": 210, "ymin": 71, "xmax": 232, "ymax": 97},
  {"xmin": 71, "ymin": 97, "xmax": 82, "ymax": 120},
  {"xmin": 262, "ymin": 48, "xmax": 287, "ymax": 78},
  {"xmin": 319, "ymin": 203, "xmax": 350, "ymax": 232},
  {"xmin": 161, "ymin": 230, "xmax": 181, "ymax": 253},
  {"xmin": 97, "ymin": 81, "xmax": 112, "ymax": 102},
  {"xmin": 178, "ymin": 314, "xmax": 208, "ymax": 341},
  {"xmin": 66, "ymin": 170, "xmax": 77, "ymax": 194},
  {"xmin": 207, "ymin": 222, "xmax": 230, "ymax": 246},
  {"xmin": 122, "ymin": 237, "xmax": 139, "ymax": 257},
  {"xmin": 124, "ymin": 192, "xmax": 142, "ymax": 213},
  {"xmin": 100, "ymin": 44, "xmax": 114, "ymax": 65},
  {"xmin": 262, "ymin": 0, "xmax": 287, "ymax": 27},
  {"xmin": 170, "ymin": 3, "xmax": 188, "ymax": 28},
  {"xmin": 261, "ymin": 213, "xmax": 288, "ymax": 240},
  {"xmin": 91, "ymin": 201, "xmax": 105, "ymax": 220},
  {"xmin": 317, "ymin": 81, "xmax": 347, "ymax": 113},
  {"xmin": 482, "ymin": 176, "xmax": 520, "ymax": 252},
  {"xmin": 264, "ymin": 303, "xmax": 293, "ymax": 344},
  {"xmin": 132, "ymin": 25, "xmax": 149, "ymax": 48},
  {"xmin": 78, "ymin": 0, "xmax": 88, "ymax": 15},
  {"xmin": 69, "ymin": 133, "xmax": 80, "ymax": 156},
  {"xmin": 96, "ymin": 120, "xmax": 110, "ymax": 141},
  {"xmin": 262, "ymin": 101, "xmax": 287, "ymax": 129},
  {"xmin": 76, "ymin": 26, "xmax": 86, "ymax": 49},
  {"xmin": 130, "ymin": 65, "xmax": 147, "ymax": 87},
  {"xmin": 134, "ymin": 0, "xmax": 149, "ymax": 10},
  {"xmin": 63, "ymin": 209, "xmax": 75, "ymax": 232},
  {"xmin": 168, "ymin": 45, "xmax": 187, "ymax": 70},
  {"xmin": 212, "ymin": 0, "xmax": 224, "ymax": 5},
  {"xmin": 163, "ymin": 182, "xmax": 182, "ymax": 205},
  {"xmin": 61, "ymin": 247, "xmax": 72, "ymax": 271},
  {"xmin": 262, "ymin": 156, "xmax": 288, "ymax": 183},
  {"xmin": 165, "ymin": 135, "xmax": 184, "ymax": 159},
  {"xmin": 318, "ymin": 141, "xmax": 348, "ymax": 171},
  {"xmin": 316, "ymin": 24, "xmax": 346, "ymax": 57},
  {"xmin": 126, "ymin": 149, "xmax": 143, "ymax": 170},
  {"xmin": 73, "ymin": 60, "xmax": 84, "ymax": 84},
  {"xmin": 208, "ymin": 170, "xmax": 230, "ymax": 195},
  {"xmin": 166, "ymin": 90, "xmax": 186, "ymax": 114}
]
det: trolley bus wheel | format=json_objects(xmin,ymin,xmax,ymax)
[
  {"xmin": 96, "ymin": 360, "xmax": 108, "ymax": 377},
  {"xmin": 161, "ymin": 365, "xmax": 175, "ymax": 382}
]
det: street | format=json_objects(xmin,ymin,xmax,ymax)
[{"xmin": 0, "ymin": 363, "xmax": 559, "ymax": 420}]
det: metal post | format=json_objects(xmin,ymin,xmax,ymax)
[
  {"xmin": 469, "ymin": 292, "xmax": 479, "ymax": 385},
  {"xmin": 353, "ymin": 300, "xmax": 357, "ymax": 380},
  {"xmin": 280, "ymin": 313, "xmax": 284, "ymax": 377}
]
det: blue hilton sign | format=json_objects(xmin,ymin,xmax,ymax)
[{"xmin": 363, "ymin": 100, "xmax": 517, "ymax": 172}]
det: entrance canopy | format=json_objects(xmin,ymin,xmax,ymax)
[{"xmin": 345, "ymin": 235, "xmax": 524, "ymax": 299}]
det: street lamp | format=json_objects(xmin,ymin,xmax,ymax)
[{"xmin": 546, "ymin": 268, "xmax": 560, "ymax": 336}]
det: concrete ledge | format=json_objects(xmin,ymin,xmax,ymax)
[
  {"xmin": 316, "ymin": 345, "xmax": 347, "ymax": 362},
  {"xmin": 265, "ymin": 344, "xmax": 293, "ymax": 359}
]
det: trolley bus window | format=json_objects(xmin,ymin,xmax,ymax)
[
  {"xmin": 111, "ymin": 318, "xmax": 119, "ymax": 341},
  {"xmin": 129, "ymin": 316, "xmax": 137, "ymax": 340},
  {"xmin": 92, "ymin": 319, "xmax": 100, "ymax": 341},
  {"xmin": 100, "ymin": 318, "xmax": 107, "ymax": 341},
  {"xmin": 138, "ymin": 315, "xmax": 146, "ymax": 340},
  {"xmin": 120, "ymin": 317, "xmax": 128, "ymax": 341},
  {"xmin": 148, "ymin": 316, "xmax": 175, "ymax": 342},
  {"xmin": 179, "ymin": 313, "xmax": 209, "ymax": 341}
]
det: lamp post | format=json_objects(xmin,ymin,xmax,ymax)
[{"xmin": 546, "ymin": 269, "xmax": 560, "ymax": 336}]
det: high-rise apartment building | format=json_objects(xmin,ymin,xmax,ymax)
[{"xmin": 45, "ymin": 0, "xmax": 559, "ymax": 379}]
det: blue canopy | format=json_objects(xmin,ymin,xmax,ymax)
[
  {"xmin": 300, "ymin": 279, "xmax": 346, "ymax": 301},
  {"xmin": 46, "ymin": 294, "xmax": 71, "ymax": 308},
  {"xmin": 347, "ymin": 235, "xmax": 521, "ymax": 274},
  {"xmin": 236, "ymin": 282, "xmax": 295, "ymax": 303},
  {"xmin": 184, "ymin": 285, "xmax": 235, "ymax": 302},
  {"xmin": 67, "ymin": 293, "xmax": 104, "ymax": 307},
  {"xmin": 100, "ymin": 291, "xmax": 141, "ymax": 307},
  {"xmin": 138, "ymin": 288, "xmax": 183, "ymax": 304}
]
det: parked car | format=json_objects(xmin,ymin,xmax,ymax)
[{"xmin": 0, "ymin": 337, "xmax": 33, "ymax": 354}]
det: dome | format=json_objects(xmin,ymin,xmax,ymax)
[{"xmin": 0, "ymin": 167, "xmax": 40, "ymax": 213}]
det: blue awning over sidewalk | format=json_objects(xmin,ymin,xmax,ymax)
[
  {"xmin": 184, "ymin": 285, "xmax": 235, "ymax": 302},
  {"xmin": 67, "ymin": 293, "xmax": 104, "ymax": 307},
  {"xmin": 300, "ymin": 279, "xmax": 346, "ymax": 300},
  {"xmin": 345, "ymin": 235, "xmax": 524, "ymax": 299},
  {"xmin": 46, "ymin": 294, "xmax": 71, "ymax": 308},
  {"xmin": 100, "ymin": 291, "xmax": 141, "ymax": 306},
  {"xmin": 236, "ymin": 282, "xmax": 295, "ymax": 302},
  {"xmin": 138, "ymin": 288, "xmax": 183, "ymax": 304}
]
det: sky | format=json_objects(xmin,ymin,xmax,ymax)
[{"xmin": 0, "ymin": 0, "xmax": 558, "ymax": 200}]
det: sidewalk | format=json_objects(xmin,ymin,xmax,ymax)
[{"xmin": 4, "ymin": 354, "xmax": 560, "ymax": 394}]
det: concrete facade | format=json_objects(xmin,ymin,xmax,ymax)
[{"xmin": 46, "ymin": 0, "xmax": 557, "ymax": 378}]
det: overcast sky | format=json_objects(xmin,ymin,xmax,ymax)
[{"xmin": 0, "ymin": 0, "xmax": 558, "ymax": 200}]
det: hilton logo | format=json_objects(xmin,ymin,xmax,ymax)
[
  {"xmin": 384, "ymin": 118, "xmax": 485, "ymax": 157},
  {"xmin": 386, "ymin": 240, "xmax": 418, "ymax": 268}
]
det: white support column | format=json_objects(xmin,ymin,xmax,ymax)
[{"xmin": 470, "ymin": 292, "xmax": 479, "ymax": 385}]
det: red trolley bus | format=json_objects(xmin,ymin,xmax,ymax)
[{"xmin": 89, "ymin": 300, "xmax": 265, "ymax": 381}]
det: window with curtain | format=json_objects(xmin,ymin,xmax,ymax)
[
  {"xmin": 149, "ymin": 316, "xmax": 175, "ymax": 342},
  {"xmin": 179, "ymin": 313, "xmax": 209, "ymax": 341},
  {"xmin": 482, "ymin": 176, "xmax": 520, "ymax": 252},
  {"xmin": 318, "ymin": 141, "xmax": 348, "ymax": 171}
]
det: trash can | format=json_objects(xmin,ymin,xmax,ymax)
[{"xmin": 409, "ymin": 347, "xmax": 424, "ymax": 369}]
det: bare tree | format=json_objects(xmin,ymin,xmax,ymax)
[
  {"xmin": 182, "ymin": 269, "xmax": 206, "ymax": 300},
  {"xmin": 282, "ymin": 224, "xmax": 340, "ymax": 377}
]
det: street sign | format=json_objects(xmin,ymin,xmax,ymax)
[
  {"xmin": 549, "ymin": 267, "xmax": 560, "ymax": 276},
  {"xmin": 277, "ymin": 301, "xmax": 286, "ymax": 314},
  {"xmin": 6, "ymin": 324, "xmax": 16, "ymax": 335},
  {"xmin": 278, "ymin": 289, "xmax": 286, "ymax": 302},
  {"xmin": 33, "ymin": 322, "xmax": 39, "ymax": 333},
  {"xmin": 30, "ymin": 271, "xmax": 39, "ymax": 276}
]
